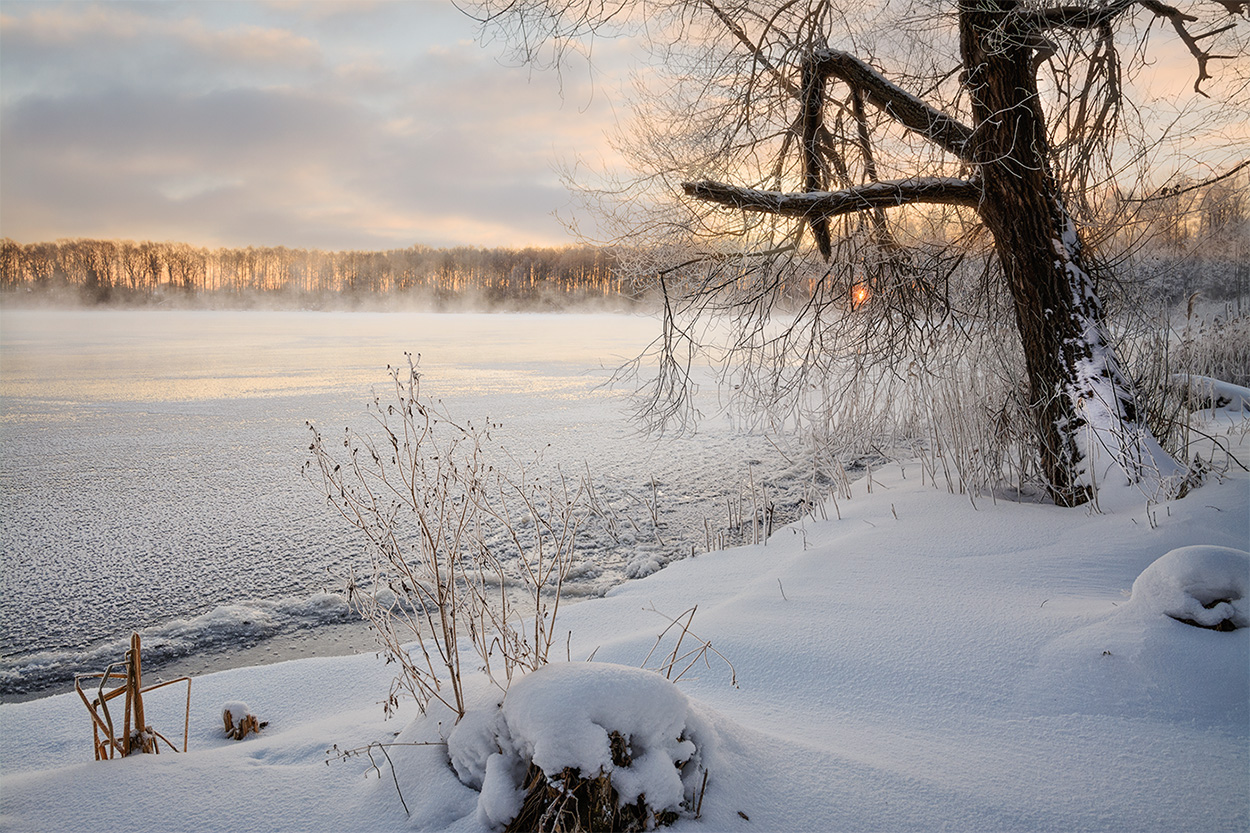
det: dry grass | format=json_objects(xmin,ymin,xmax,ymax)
[{"xmin": 304, "ymin": 355, "xmax": 588, "ymax": 719}]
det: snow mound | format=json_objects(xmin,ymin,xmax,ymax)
[
  {"xmin": 1128, "ymin": 545, "xmax": 1249, "ymax": 630},
  {"xmin": 448, "ymin": 663, "xmax": 716, "ymax": 829},
  {"xmin": 1021, "ymin": 545, "xmax": 1249, "ymax": 724},
  {"xmin": 1177, "ymin": 374, "xmax": 1250, "ymax": 413}
]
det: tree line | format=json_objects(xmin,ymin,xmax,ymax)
[
  {"xmin": 1116, "ymin": 171, "xmax": 1249, "ymax": 306},
  {"xmin": 1, "ymin": 168, "xmax": 1242, "ymax": 311},
  {"xmin": 0, "ymin": 239, "xmax": 640, "ymax": 308}
]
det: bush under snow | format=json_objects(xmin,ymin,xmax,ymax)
[
  {"xmin": 450, "ymin": 663, "xmax": 715, "ymax": 830},
  {"xmin": 1128, "ymin": 545, "xmax": 1248, "ymax": 631}
]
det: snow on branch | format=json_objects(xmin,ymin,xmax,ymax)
[
  {"xmin": 1013, "ymin": 0, "xmax": 1247, "ymax": 94},
  {"xmin": 811, "ymin": 49, "xmax": 976, "ymax": 162},
  {"xmin": 682, "ymin": 176, "xmax": 983, "ymax": 219}
]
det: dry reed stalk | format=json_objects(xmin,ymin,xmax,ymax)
[
  {"xmin": 641, "ymin": 605, "xmax": 737, "ymax": 687},
  {"xmin": 306, "ymin": 355, "xmax": 590, "ymax": 720},
  {"xmin": 74, "ymin": 633, "xmax": 191, "ymax": 760}
]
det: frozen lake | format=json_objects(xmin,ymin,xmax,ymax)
[{"xmin": 0, "ymin": 308, "xmax": 815, "ymax": 698}]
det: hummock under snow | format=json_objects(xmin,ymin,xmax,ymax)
[
  {"xmin": 437, "ymin": 662, "xmax": 714, "ymax": 828},
  {"xmin": 1177, "ymin": 375, "xmax": 1250, "ymax": 413},
  {"xmin": 1129, "ymin": 545, "xmax": 1248, "ymax": 629},
  {"xmin": 1, "ymin": 416, "xmax": 1246, "ymax": 831}
]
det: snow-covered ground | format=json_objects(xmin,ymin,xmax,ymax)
[{"xmin": 1, "ymin": 397, "xmax": 1245, "ymax": 832}]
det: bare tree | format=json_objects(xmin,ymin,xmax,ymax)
[{"xmin": 466, "ymin": 0, "xmax": 1247, "ymax": 506}]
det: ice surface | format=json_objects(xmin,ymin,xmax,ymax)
[{"xmin": 1, "ymin": 309, "xmax": 824, "ymax": 698}]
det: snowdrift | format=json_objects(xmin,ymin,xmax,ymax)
[{"xmin": 1, "ymin": 426, "xmax": 1246, "ymax": 832}]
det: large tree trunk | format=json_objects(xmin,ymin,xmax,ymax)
[{"xmin": 960, "ymin": 0, "xmax": 1187, "ymax": 505}]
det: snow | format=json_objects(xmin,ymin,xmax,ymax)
[
  {"xmin": 1049, "ymin": 205, "xmax": 1190, "ymax": 502},
  {"xmin": 1, "ymin": 335, "xmax": 1247, "ymax": 831},
  {"xmin": 1177, "ymin": 374, "xmax": 1250, "ymax": 413},
  {"xmin": 811, "ymin": 48, "xmax": 974, "ymax": 158},
  {"xmin": 220, "ymin": 700, "xmax": 252, "ymax": 724},
  {"xmin": 486, "ymin": 663, "xmax": 706, "ymax": 816},
  {"xmin": 1127, "ymin": 545, "xmax": 1248, "ymax": 629}
]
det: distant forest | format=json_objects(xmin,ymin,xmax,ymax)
[
  {"xmin": 0, "ymin": 238, "xmax": 639, "ymax": 309},
  {"xmin": 2, "ymin": 172, "xmax": 1245, "ymax": 310}
]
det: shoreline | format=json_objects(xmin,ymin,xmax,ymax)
[{"xmin": 0, "ymin": 620, "xmax": 381, "ymax": 705}]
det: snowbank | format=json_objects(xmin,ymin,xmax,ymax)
[
  {"xmin": 1, "ymin": 433, "xmax": 1246, "ymax": 831},
  {"xmin": 1178, "ymin": 374, "xmax": 1250, "ymax": 413},
  {"xmin": 1019, "ymin": 545, "xmax": 1248, "ymax": 728}
]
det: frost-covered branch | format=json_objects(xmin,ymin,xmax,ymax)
[
  {"xmin": 1018, "ymin": 0, "xmax": 1162, "ymax": 30},
  {"xmin": 810, "ymin": 49, "xmax": 977, "ymax": 161},
  {"xmin": 702, "ymin": 0, "xmax": 800, "ymax": 97},
  {"xmin": 682, "ymin": 176, "xmax": 983, "ymax": 219}
]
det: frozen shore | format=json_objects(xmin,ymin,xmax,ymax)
[{"xmin": 2, "ymin": 411, "xmax": 1246, "ymax": 832}]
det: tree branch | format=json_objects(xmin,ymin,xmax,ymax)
[
  {"xmin": 1121, "ymin": 158, "xmax": 1249, "ymax": 202},
  {"xmin": 801, "ymin": 60, "xmax": 833, "ymax": 258},
  {"xmin": 850, "ymin": 86, "xmax": 899, "ymax": 250},
  {"xmin": 1014, "ymin": 0, "xmax": 1248, "ymax": 94},
  {"xmin": 701, "ymin": 0, "xmax": 800, "ymax": 98},
  {"xmin": 1017, "ymin": 0, "xmax": 1141, "ymax": 31},
  {"xmin": 811, "ymin": 49, "xmax": 976, "ymax": 161},
  {"xmin": 682, "ymin": 176, "xmax": 983, "ymax": 220}
]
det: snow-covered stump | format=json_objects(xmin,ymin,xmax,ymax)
[
  {"xmin": 222, "ymin": 700, "xmax": 267, "ymax": 740},
  {"xmin": 505, "ymin": 736, "xmax": 671, "ymax": 833},
  {"xmin": 448, "ymin": 663, "xmax": 715, "ymax": 832},
  {"xmin": 1129, "ymin": 546, "xmax": 1249, "ymax": 632}
]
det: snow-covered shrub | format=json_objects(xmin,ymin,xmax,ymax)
[
  {"xmin": 1129, "ymin": 545, "xmax": 1249, "ymax": 631},
  {"xmin": 1117, "ymin": 306, "xmax": 1250, "ymax": 467},
  {"xmin": 447, "ymin": 663, "xmax": 715, "ymax": 832}
]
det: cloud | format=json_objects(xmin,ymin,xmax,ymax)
[
  {"xmin": 0, "ymin": 81, "xmax": 570, "ymax": 249},
  {"xmin": 0, "ymin": 1, "xmax": 625, "ymax": 249},
  {"xmin": 6, "ymin": 86, "xmax": 364, "ymax": 171},
  {"xmin": 1, "ymin": 3, "xmax": 324, "ymax": 98}
]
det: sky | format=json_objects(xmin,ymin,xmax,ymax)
[
  {"xmin": 1, "ymin": 1, "xmax": 1243, "ymax": 253},
  {"xmin": 0, "ymin": 0, "xmax": 630, "ymax": 251}
]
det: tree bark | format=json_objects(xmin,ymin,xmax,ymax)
[{"xmin": 959, "ymin": 0, "xmax": 1184, "ymax": 504}]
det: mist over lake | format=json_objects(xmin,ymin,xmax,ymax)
[{"xmin": 0, "ymin": 308, "xmax": 813, "ymax": 698}]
